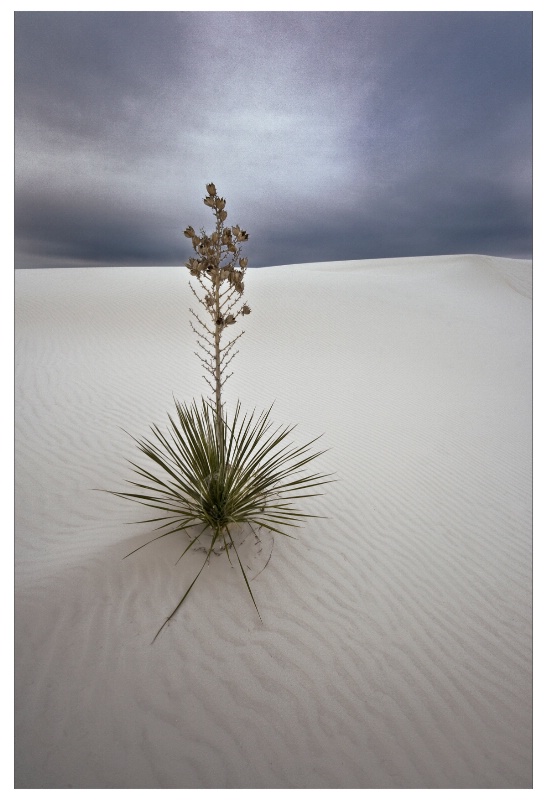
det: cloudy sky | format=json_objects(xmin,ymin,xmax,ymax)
[{"xmin": 15, "ymin": 10, "xmax": 532, "ymax": 269}]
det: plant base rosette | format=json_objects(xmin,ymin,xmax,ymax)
[
  {"xmin": 111, "ymin": 398, "xmax": 331, "ymax": 641},
  {"xmin": 189, "ymin": 518, "xmax": 275, "ymax": 576}
]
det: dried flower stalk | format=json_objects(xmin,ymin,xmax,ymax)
[{"xmin": 184, "ymin": 183, "xmax": 250, "ymax": 428}]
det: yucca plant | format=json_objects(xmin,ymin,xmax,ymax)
[{"xmin": 112, "ymin": 184, "xmax": 331, "ymax": 641}]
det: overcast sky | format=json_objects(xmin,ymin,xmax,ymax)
[{"xmin": 15, "ymin": 11, "xmax": 532, "ymax": 269}]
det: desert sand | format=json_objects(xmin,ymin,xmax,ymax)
[{"xmin": 15, "ymin": 254, "xmax": 532, "ymax": 789}]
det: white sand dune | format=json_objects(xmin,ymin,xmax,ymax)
[{"xmin": 15, "ymin": 254, "xmax": 532, "ymax": 789}]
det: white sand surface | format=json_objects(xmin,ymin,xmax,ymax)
[{"xmin": 15, "ymin": 254, "xmax": 532, "ymax": 789}]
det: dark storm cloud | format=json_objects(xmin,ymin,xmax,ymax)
[
  {"xmin": 15, "ymin": 11, "xmax": 532, "ymax": 268},
  {"xmin": 15, "ymin": 12, "xmax": 185, "ymax": 146},
  {"xmin": 254, "ymin": 176, "xmax": 531, "ymax": 267},
  {"xmin": 16, "ymin": 194, "xmax": 182, "ymax": 265}
]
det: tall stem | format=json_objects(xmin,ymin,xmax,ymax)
[{"xmin": 214, "ymin": 214, "xmax": 224, "ymax": 449}]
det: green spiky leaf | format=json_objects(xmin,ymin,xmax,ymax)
[{"xmin": 108, "ymin": 398, "xmax": 333, "ymax": 640}]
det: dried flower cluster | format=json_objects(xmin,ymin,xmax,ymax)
[{"xmin": 184, "ymin": 183, "xmax": 251, "ymax": 423}]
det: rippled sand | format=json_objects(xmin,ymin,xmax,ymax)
[{"xmin": 15, "ymin": 255, "xmax": 532, "ymax": 788}]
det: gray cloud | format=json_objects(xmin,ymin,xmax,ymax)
[{"xmin": 15, "ymin": 11, "xmax": 532, "ymax": 268}]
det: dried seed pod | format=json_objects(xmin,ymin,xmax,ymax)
[
  {"xmin": 225, "ymin": 314, "xmax": 236, "ymax": 325},
  {"xmin": 232, "ymin": 226, "xmax": 248, "ymax": 242},
  {"xmin": 204, "ymin": 196, "xmax": 215, "ymax": 208},
  {"xmin": 239, "ymin": 257, "xmax": 248, "ymax": 268},
  {"xmin": 184, "ymin": 226, "xmax": 196, "ymax": 238},
  {"xmin": 206, "ymin": 182, "xmax": 216, "ymax": 196},
  {"xmin": 241, "ymin": 304, "xmax": 251, "ymax": 315},
  {"xmin": 230, "ymin": 272, "xmax": 244, "ymax": 294}
]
